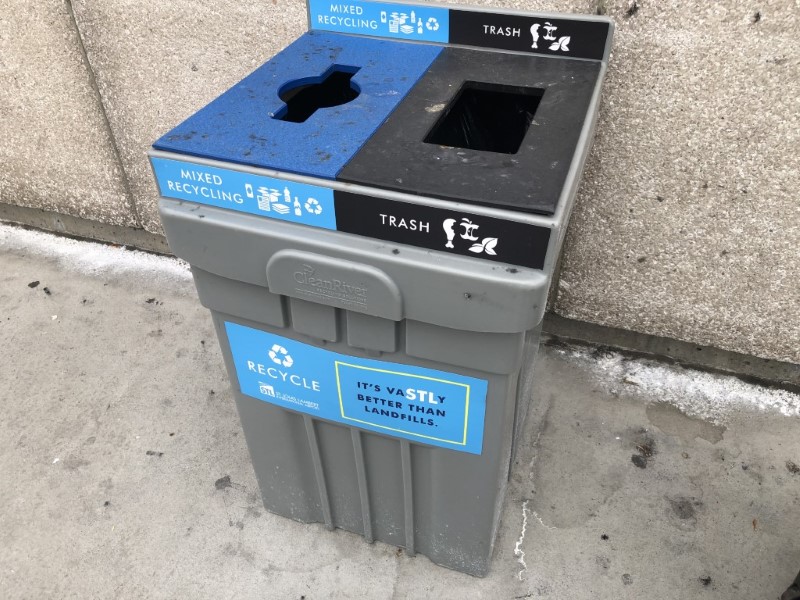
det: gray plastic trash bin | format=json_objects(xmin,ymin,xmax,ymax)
[{"xmin": 149, "ymin": 0, "xmax": 613, "ymax": 576}]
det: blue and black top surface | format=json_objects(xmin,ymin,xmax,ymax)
[
  {"xmin": 154, "ymin": 7, "xmax": 607, "ymax": 217},
  {"xmin": 152, "ymin": 2, "xmax": 613, "ymax": 269}
]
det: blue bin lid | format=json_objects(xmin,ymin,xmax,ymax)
[{"xmin": 153, "ymin": 31, "xmax": 441, "ymax": 180}]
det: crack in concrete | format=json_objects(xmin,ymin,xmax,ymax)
[{"xmin": 62, "ymin": 0, "xmax": 144, "ymax": 231}]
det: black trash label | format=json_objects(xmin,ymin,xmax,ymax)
[
  {"xmin": 449, "ymin": 11, "xmax": 610, "ymax": 61},
  {"xmin": 334, "ymin": 191, "xmax": 551, "ymax": 269}
]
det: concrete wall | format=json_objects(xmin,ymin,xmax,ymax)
[{"xmin": 1, "ymin": 0, "xmax": 798, "ymax": 365}]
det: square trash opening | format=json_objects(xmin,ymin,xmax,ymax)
[{"xmin": 424, "ymin": 81, "xmax": 544, "ymax": 154}]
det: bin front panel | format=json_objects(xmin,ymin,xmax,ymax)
[{"xmin": 211, "ymin": 309, "xmax": 528, "ymax": 576}]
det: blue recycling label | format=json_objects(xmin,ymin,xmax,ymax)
[
  {"xmin": 150, "ymin": 157, "xmax": 337, "ymax": 230},
  {"xmin": 309, "ymin": 0, "xmax": 449, "ymax": 43},
  {"xmin": 225, "ymin": 322, "xmax": 487, "ymax": 454}
]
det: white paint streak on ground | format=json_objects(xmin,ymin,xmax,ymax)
[
  {"xmin": 514, "ymin": 500, "xmax": 529, "ymax": 581},
  {"xmin": 531, "ymin": 510, "xmax": 556, "ymax": 531},
  {"xmin": 555, "ymin": 345, "xmax": 800, "ymax": 425},
  {"xmin": 0, "ymin": 223, "xmax": 192, "ymax": 290}
]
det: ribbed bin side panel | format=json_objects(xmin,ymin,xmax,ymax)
[
  {"xmin": 314, "ymin": 420, "xmax": 363, "ymax": 533},
  {"xmin": 510, "ymin": 327, "xmax": 543, "ymax": 467},
  {"xmin": 232, "ymin": 393, "xmax": 323, "ymax": 523},
  {"xmin": 361, "ymin": 432, "xmax": 407, "ymax": 547}
]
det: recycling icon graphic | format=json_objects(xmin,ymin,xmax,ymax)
[
  {"xmin": 268, "ymin": 344, "xmax": 294, "ymax": 368},
  {"xmin": 304, "ymin": 198, "xmax": 323, "ymax": 214}
]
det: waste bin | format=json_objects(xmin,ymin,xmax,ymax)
[{"xmin": 150, "ymin": 0, "xmax": 613, "ymax": 576}]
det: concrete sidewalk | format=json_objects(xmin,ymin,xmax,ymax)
[{"xmin": 1, "ymin": 224, "xmax": 799, "ymax": 600}]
